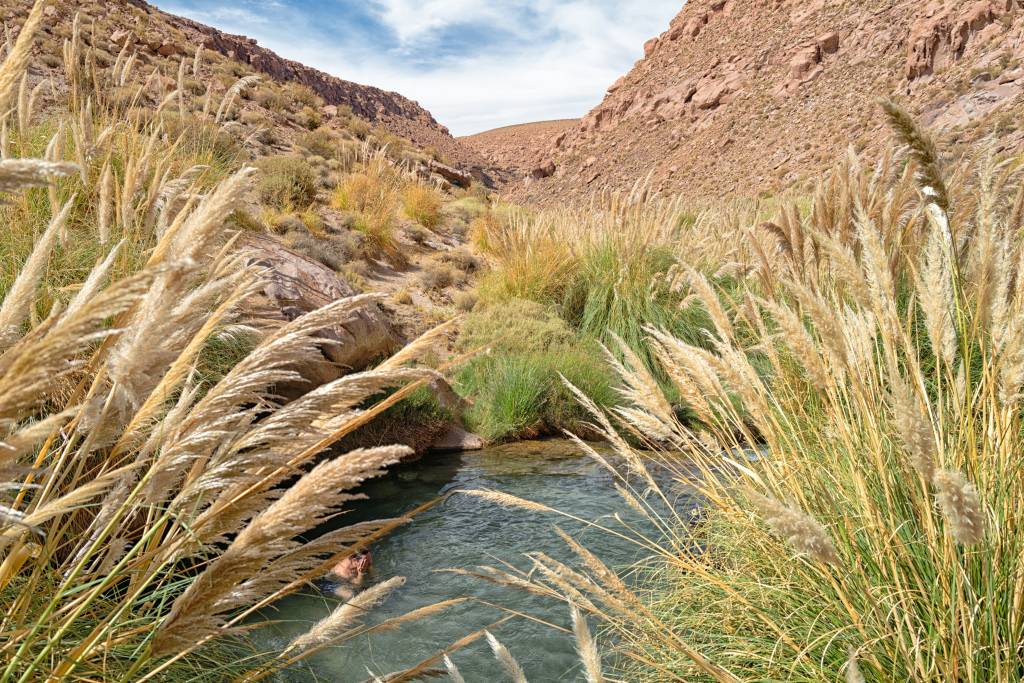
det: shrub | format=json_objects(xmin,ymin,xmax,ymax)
[
  {"xmin": 406, "ymin": 223, "xmax": 431, "ymax": 245},
  {"xmin": 253, "ymin": 155, "xmax": 319, "ymax": 208},
  {"xmin": 401, "ymin": 183, "xmax": 442, "ymax": 229},
  {"xmin": 452, "ymin": 289, "xmax": 479, "ymax": 312},
  {"xmin": 297, "ymin": 105, "xmax": 321, "ymax": 130},
  {"xmin": 296, "ymin": 127, "xmax": 338, "ymax": 158},
  {"xmin": 418, "ymin": 261, "xmax": 456, "ymax": 291},
  {"xmin": 287, "ymin": 82, "xmax": 322, "ymax": 108},
  {"xmin": 256, "ymin": 88, "xmax": 289, "ymax": 113},
  {"xmin": 457, "ymin": 299, "xmax": 574, "ymax": 355},
  {"xmin": 440, "ymin": 248, "xmax": 479, "ymax": 272},
  {"xmin": 348, "ymin": 117, "xmax": 371, "ymax": 140},
  {"xmin": 280, "ymin": 229, "xmax": 355, "ymax": 270}
]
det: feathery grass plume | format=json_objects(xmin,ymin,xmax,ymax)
[
  {"xmin": 880, "ymin": 99, "xmax": 949, "ymax": 212},
  {"xmin": 444, "ymin": 655, "xmax": 467, "ymax": 683},
  {"xmin": 0, "ymin": 196, "xmax": 74, "ymax": 345},
  {"xmin": 889, "ymin": 378, "xmax": 936, "ymax": 481},
  {"xmin": 845, "ymin": 648, "xmax": 865, "ymax": 683},
  {"xmin": 932, "ymin": 470, "xmax": 985, "ymax": 545},
  {"xmin": 155, "ymin": 446, "xmax": 412, "ymax": 655},
  {"xmin": 918, "ymin": 224, "xmax": 957, "ymax": 367},
  {"xmin": 285, "ymin": 577, "xmax": 406, "ymax": 654},
  {"xmin": 603, "ymin": 333, "xmax": 676, "ymax": 439},
  {"xmin": 759, "ymin": 298, "xmax": 830, "ymax": 390},
  {"xmin": 0, "ymin": 158, "xmax": 78, "ymax": 193},
  {"xmin": 570, "ymin": 604, "xmax": 604, "ymax": 683},
  {"xmin": 748, "ymin": 492, "xmax": 840, "ymax": 565},
  {"xmin": 485, "ymin": 631, "xmax": 528, "ymax": 683},
  {"xmin": 0, "ymin": 0, "xmax": 46, "ymax": 114},
  {"xmin": 216, "ymin": 74, "xmax": 260, "ymax": 123},
  {"xmin": 460, "ymin": 489, "xmax": 554, "ymax": 513}
]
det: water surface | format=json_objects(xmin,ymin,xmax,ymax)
[{"xmin": 254, "ymin": 440, "xmax": 687, "ymax": 681}]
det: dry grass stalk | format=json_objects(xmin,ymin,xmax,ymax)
[
  {"xmin": 485, "ymin": 631, "xmax": 528, "ymax": 683},
  {"xmin": 285, "ymin": 576, "xmax": 406, "ymax": 654},
  {"xmin": 932, "ymin": 470, "xmax": 984, "ymax": 545}
]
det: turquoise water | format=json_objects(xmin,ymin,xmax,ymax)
[{"xmin": 252, "ymin": 440, "xmax": 688, "ymax": 681}]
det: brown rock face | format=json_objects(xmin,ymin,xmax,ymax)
[
  {"xmin": 511, "ymin": 0, "xmax": 1024, "ymax": 204},
  {"xmin": 906, "ymin": 0, "xmax": 1017, "ymax": 80},
  {"xmin": 459, "ymin": 120, "xmax": 579, "ymax": 177},
  {"xmin": 240, "ymin": 234, "xmax": 397, "ymax": 395}
]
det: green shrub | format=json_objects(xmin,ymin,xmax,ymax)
[
  {"xmin": 454, "ymin": 301, "xmax": 617, "ymax": 441},
  {"xmin": 457, "ymin": 299, "xmax": 573, "ymax": 355},
  {"xmin": 296, "ymin": 127, "xmax": 338, "ymax": 158},
  {"xmin": 253, "ymin": 155, "xmax": 319, "ymax": 208},
  {"xmin": 457, "ymin": 347, "xmax": 616, "ymax": 442},
  {"xmin": 297, "ymin": 105, "xmax": 321, "ymax": 130}
]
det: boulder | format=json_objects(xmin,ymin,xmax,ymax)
[
  {"xmin": 429, "ymin": 425, "xmax": 485, "ymax": 453},
  {"xmin": 692, "ymin": 70, "xmax": 744, "ymax": 110},
  {"xmin": 530, "ymin": 160, "xmax": 556, "ymax": 179},
  {"xmin": 789, "ymin": 44, "xmax": 822, "ymax": 80},
  {"xmin": 239, "ymin": 234, "xmax": 398, "ymax": 396},
  {"xmin": 816, "ymin": 31, "xmax": 841, "ymax": 54},
  {"xmin": 110, "ymin": 29, "xmax": 133, "ymax": 47},
  {"xmin": 428, "ymin": 159, "xmax": 472, "ymax": 188}
]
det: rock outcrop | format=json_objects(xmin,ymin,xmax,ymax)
[
  {"xmin": 241, "ymin": 234, "xmax": 398, "ymax": 395},
  {"xmin": 508, "ymin": 0, "xmax": 1024, "ymax": 204}
]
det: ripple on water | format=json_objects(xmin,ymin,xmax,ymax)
[{"xmin": 252, "ymin": 439, "xmax": 685, "ymax": 682}]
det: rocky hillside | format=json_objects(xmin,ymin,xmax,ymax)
[
  {"xmin": 460, "ymin": 119, "xmax": 578, "ymax": 177},
  {"xmin": 3, "ymin": 0, "xmax": 490, "ymax": 177},
  {"xmin": 514, "ymin": 0, "xmax": 1024, "ymax": 203}
]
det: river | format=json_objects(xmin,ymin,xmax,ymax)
[{"xmin": 252, "ymin": 439, "xmax": 688, "ymax": 681}]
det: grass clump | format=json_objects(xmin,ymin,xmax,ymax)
[
  {"xmin": 418, "ymin": 261, "xmax": 458, "ymax": 291},
  {"xmin": 332, "ymin": 153, "xmax": 404, "ymax": 261},
  {"xmin": 402, "ymin": 183, "xmax": 443, "ymax": 229},
  {"xmin": 254, "ymin": 155, "xmax": 319, "ymax": 208},
  {"xmin": 455, "ymin": 300, "xmax": 615, "ymax": 441},
  {"xmin": 297, "ymin": 127, "xmax": 340, "ymax": 159}
]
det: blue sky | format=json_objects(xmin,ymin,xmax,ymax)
[{"xmin": 158, "ymin": 1, "xmax": 683, "ymax": 135}]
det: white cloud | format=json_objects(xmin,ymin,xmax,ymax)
[{"xmin": 162, "ymin": 1, "xmax": 682, "ymax": 135}]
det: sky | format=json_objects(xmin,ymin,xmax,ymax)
[{"xmin": 158, "ymin": 1, "xmax": 683, "ymax": 135}]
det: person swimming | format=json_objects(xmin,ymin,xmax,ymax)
[{"xmin": 323, "ymin": 549, "xmax": 373, "ymax": 599}]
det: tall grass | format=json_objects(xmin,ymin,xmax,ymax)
[
  {"xmin": 482, "ymin": 109, "xmax": 1024, "ymax": 681},
  {"xmin": 0, "ymin": 7, "xmax": 459, "ymax": 679},
  {"xmin": 474, "ymin": 187, "xmax": 759, "ymax": 376}
]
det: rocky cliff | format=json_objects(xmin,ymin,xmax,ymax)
[{"xmin": 511, "ymin": 0, "xmax": 1024, "ymax": 203}]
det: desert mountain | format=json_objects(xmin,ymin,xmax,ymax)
[{"xmin": 496, "ymin": 0, "xmax": 1024, "ymax": 203}]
